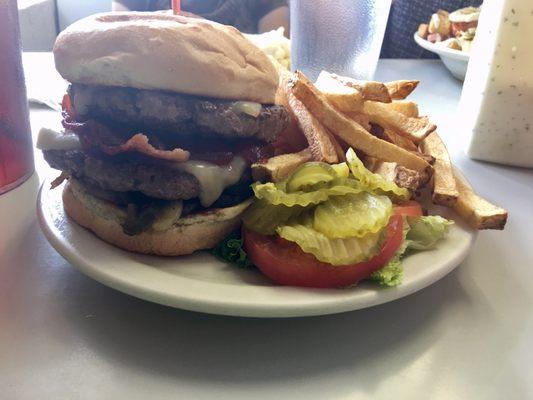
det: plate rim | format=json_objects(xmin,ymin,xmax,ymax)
[{"xmin": 37, "ymin": 182, "xmax": 477, "ymax": 318}]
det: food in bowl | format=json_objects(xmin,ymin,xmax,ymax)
[{"xmin": 418, "ymin": 6, "xmax": 481, "ymax": 53}]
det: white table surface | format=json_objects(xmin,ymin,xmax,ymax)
[{"xmin": 1, "ymin": 54, "xmax": 532, "ymax": 400}]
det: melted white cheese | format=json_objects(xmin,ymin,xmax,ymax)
[
  {"xmin": 177, "ymin": 157, "xmax": 246, "ymax": 207},
  {"xmin": 36, "ymin": 127, "xmax": 81, "ymax": 151},
  {"xmin": 232, "ymin": 101, "xmax": 262, "ymax": 117}
]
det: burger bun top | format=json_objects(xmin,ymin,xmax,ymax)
[{"xmin": 54, "ymin": 12, "xmax": 279, "ymax": 104}]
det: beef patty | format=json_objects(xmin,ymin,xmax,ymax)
[
  {"xmin": 44, "ymin": 149, "xmax": 200, "ymax": 200},
  {"xmin": 44, "ymin": 149, "xmax": 254, "ymax": 202},
  {"xmin": 78, "ymin": 177, "xmax": 252, "ymax": 212},
  {"xmin": 70, "ymin": 84, "xmax": 290, "ymax": 142}
]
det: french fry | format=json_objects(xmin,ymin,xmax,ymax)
[
  {"xmin": 453, "ymin": 172, "xmax": 508, "ymax": 230},
  {"xmin": 363, "ymin": 100, "xmax": 436, "ymax": 143},
  {"xmin": 382, "ymin": 127, "xmax": 418, "ymax": 152},
  {"xmin": 365, "ymin": 157, "xmax": 427, "ymax": 191},
  {"xmin": 325, "ymin": 129, "xmax": 346, "ymax": 162},
  {"xmin": 395, "ymin": 165, "xmax": 429, "ymax": 191},
  {"xmin": 286, "ymin": 87, "xmax": 338, "ymax": 163},
  {"xmin": 343, "ymin": 112, "xmax": 371, "ymax": 131},
  {"xmin": 362, "ymin": 155, "xmax": 380, "ymax": 171},
  {"xmin": 252, "ymin": 148, "xmax": 313, "ymax": 183},
  {"xmin": 273, "ymin": 71, "xmax": 309, "ymax": 154},
  {"xmin": 386, "ymin": 80, "xmax": 419, "ymax": 100},
  {"xmin": 315, "ymin": 72, "xmax": 365, "ymax": 113},
  {"xmin": 324, "ymin": 71, "xmax": 392, "ymax": 103},
  {"xmin": 321, "ymin": 92, "xmax": 365, "ymax": 114},
  {"xmin": 419, "ymin": 132, "xmax": 459, "ymax": 206},
  {"xmin": 386, "ymin": 101, "xmax": 419, "ymax": 118},
  {"xmin": 419, "ymin": 152, "xmax": 436, "ymax": 165},
  {"xmin": 366, "ymin": 157, "xmax": 397, "ymax": 181},
  {"xmin": 289, "ymin": 71, "xmax": 431, "ymax": 172},
  {"xmin": 367, "ymin": 122, "xmax": 418, "ymax": 151}
]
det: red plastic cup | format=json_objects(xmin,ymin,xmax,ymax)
[
  {"xmin": 0, "ymin": 0, "xmax": 34, "ymax": 194},
  {"xmin": 172, "ymin": 0, "xmax": 181, "ymax": 14}
]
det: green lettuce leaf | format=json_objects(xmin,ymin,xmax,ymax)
[
  {"xmin": 370, "ymin": 218, "xmax": 410, "ymax": 286},
  {"xmin": 406, "ymin": 215, "xmax": 453, "ymax": 250},
  {"xmin": 211, "ymin": 231, "xmax": 253, "ymax": 268},
  {"xmin": 370, "ymin": 215, "xmax": 453, "ymax": 287},
  {"xmin": 370, "ymin": 257, "xmax": 403, "ymax": 287}
]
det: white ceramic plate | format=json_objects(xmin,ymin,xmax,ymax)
[
  {"xmin": 38, "ymin": 181, "xmax": 476, "ymax": 318},
  {"xmin": 414, "ymin": 33, "xmax": 469, "ymax": 80}
]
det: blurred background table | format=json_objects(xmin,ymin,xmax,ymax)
[{"xmin": 1, "ymin": 53, "xmax": 532, "ymax": 400}]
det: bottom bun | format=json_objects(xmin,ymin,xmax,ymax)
[{"xmin": 63, "ymin": 180, "xmax": 251, "ymax": 256}]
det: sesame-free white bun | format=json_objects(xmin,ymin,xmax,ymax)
[
  {"xmin": 54, "ymin": 12, "xmax": 279, "ymax": 103},
  {"xmin": 63, "ymin": 180, "xmax": 251, "ymax": 256}
]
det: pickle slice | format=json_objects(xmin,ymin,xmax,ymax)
[
  {"xmin": 345, "ymin": 148, "xmax": 410, "ymax": 200},
  {"xmin": 252, "ymin": 181, "xmax": 367, "ymax": 207},
  {"xmin": 243, "ymin": 199, "xmax": 306, "ymax": 235},
  {"xmin": 331, "ymin": 162, "xmax": 350, "ymax": 179},
  {"xmin": 313, "ymin": 193, "xmax": 392, "ymax": 238},
  {"xmin": 285, "ymin": 162, "xmax": 337, "ymax": 193},
  {"xmin": 277, "ymin": 223, "xmax": 381, "ymax": 265}
]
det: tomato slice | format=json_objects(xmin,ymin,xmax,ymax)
[
  {"xmin": 243, "ymin": 215, "xmax": 404, "ymax": 288},
  {"xmin": 394, "ymin": 200, "xmax": 423, "ymax": 217}
]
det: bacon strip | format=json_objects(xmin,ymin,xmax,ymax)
[
  {"xmin": 62, "ymin": 117, "xmax": 190, "ymax": 162},
  {"xmin": 101, "ymin": 133, "xmax": 190, "ymax": 162},
  {"xmin": 50, "ymin": 171, "xmax": 69, "ymax": 189}
]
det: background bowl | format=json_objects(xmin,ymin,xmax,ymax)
[{"xmin": 413, "ymin": 33, "xmax": 469, "ymax": 81}]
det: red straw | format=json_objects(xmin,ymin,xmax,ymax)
[{"xmin": 172, "ymin": 0, "xmax": 181, "ymax": 14}]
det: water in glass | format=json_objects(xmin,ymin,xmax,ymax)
[{"xmin": 290, "ymin": 0, "xmax": 391, "ymax": 81}]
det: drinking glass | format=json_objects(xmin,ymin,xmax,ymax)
[
  {"xmin": 0, "ymin": 0, "xmax": 34, "ymax": 194},
  {"xmin": 290, "ymin": 0, "xmax": 392, "ymax": 81}
]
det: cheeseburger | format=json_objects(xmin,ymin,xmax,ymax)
[{"xmin": 37, "ymin": 12, "xmax": 289, "ymax": 255}]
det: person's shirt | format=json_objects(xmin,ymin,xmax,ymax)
[
  {"xmin": 381, "ymin": 0, "xmax": 483, "ymax": 58},
  {"xmin": 113, "ymin": 0, "xmax": 287, "ymax": 34}
]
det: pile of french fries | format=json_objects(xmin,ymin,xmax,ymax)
[{"xmin": 252, "ymin": 70, "xmax": 507, "ymax": 230}]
